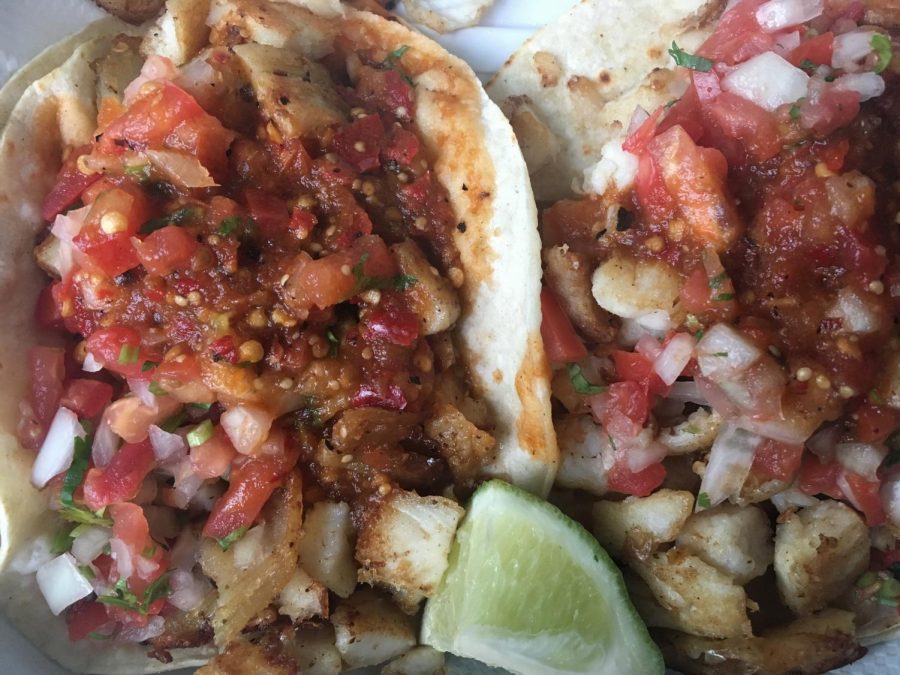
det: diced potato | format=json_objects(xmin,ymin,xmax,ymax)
[
  {"xmin": 231, "ymin": 43, "xmax": 347, "ymax": 139},
  {"xmin": 658, "ymin": 408, "xmax": 722, "ymax": 456},
  {"xmin": 555, "ymin": 414, "xmax": 610, "ymax": 496},
  {"xmin": 391, "ymin": 240, "xmax": 461, "ymax": 335},
  {"xmin": 140, "ymin": 0, "xmax": 211, "ymax": 64},
  {"xmin": 676, "ymin": 503, "xmax": 773, "ymax": 584},
  {"xmin": 289, "ymin": 624, "xmax": 342, "ymax": 675},
  {"xmin": 278, "ymin": 567, "xmax": 329, "ymax": 623},
  {"xmin": 381, "ymin": 646, "xmax": 446, "ymax": 675},
  {"xmin": 356, "ymin": 489, "xmax": 464, "ymax": 612},
  {"xmin": 196, "ymin": 637, "xmax": 297, "ymax": 675},
  {"xmin": 424, "ymin": 402, "xmax": 496, "ymax": 484},
  {"xmin": 331, "ymin": 589, "xmax": 417, "ymax": 669},
  {"xmin": 200, "ymin": 472, "xmax": 302, "ymax": 647},
  {"xmin": 592, "ymin": 489, "xmax": 694, "ymax": 560},
  {"xmin": 592, "ymin": 254, "xmax": 683, "ymax": 331},
  {"xmin": 630, "ymin": 549, "xmax": 752, "ymax": 638},
  {"xmin": 298, "ymin": 501, "xmax": 358, "ymax": 599},
  {"xmin": 775, "ymin": 500, "xmax": 870, "ymax": 616}
]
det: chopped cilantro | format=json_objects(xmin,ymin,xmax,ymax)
[
  {"xmin": 117, "ymin": 344, "xmax": 140, "ymax": 365},
  {"xmin": 79, "ymin": 565, "xmax": 96, "ymax": 580},
  {"xmin": 216, "ymin": 526, "xmax": 248, "ymax": 552},
  {"xmin": 668, "ymin": 42, "xmax": 713, "ymax": 72},
  {"xmin": 60, "ymin": 505, "xmax": 113, "ymax": 528},
  {"xmin": 124, "ymin": 164, "xmax": 151, "ymax": 180},
  {"xmin": 565, "ymin": 363, "xmax": 606, "ymax": 396},
  {"xmin": 97, "ymin": 574, "xmax": 170, "ymax": 614},
  {"xmin": 872, "ymin": 33, "xmax": 893, "ymax": 75},
  {"xmin": 60, "ymin": 433, "xmax": 92, "ymax": 510},
  {"xmin": 50, "ymin": 525, "xmax": 75, "ymax": 555},
  {"xmin": 352, "ymin": 253, "xmax": 418, "ymax": 294},
  {"xmin": 326, "ymin": 329, "xmax": 339, "ymax": 357},
  {"xmin": 388, "ymin": 45, "xmax": 410, "ymax": 62},
  {"xmin": 217, "ymin": 215, "xmax": 242, "ymax": 237},
  {"xmin": 142, "ymin": 544, "xmax": 157, "ymax": 558},
  {"xmin": 665, "ymin": 98, "xmax": 679, "ymax": 109},
  {"xmin": 714, "ymin": 292, "xmax": 735, "ymax": 302},
  {"xmin": 295, "ymin": 397, "xmax": 323, "ymax": 429},
  {"xmin": 712, "ymin": 351, "xmax": 729, "ymax": 357},
  {"xmin": 391, "ymin": 274, "xmax": 418, "ymax": 291},
  {"xmin": 186, "ymin": 419, "xmax": 213, "ymax": 447},
  {"xmin": 697, "ymin": 492, "xmax": 711, "ymax": 509},
  {"xmin": 870, "ymin": 389, "xmax": 885, "ymax": 405},
  {"xmin": 159, "ymin": 411, "xmax": 186, "ymax": 433},
  {"xmin": 141, "ymin": 360, "xmax": 159, "ymax": 373},
  {"xmin": 148, "ymin": 381, "xmax": 168, "ymax": 396},
  {"xmin": 190, "ymin": 402, "xmax": 213, "ymax": 411},
  {"xmin": 789, "ymin": 99, "xmax": 805, "ymax": 119},
  {"xmin": 88, "ymin": 631, "xmax": 113, "ymax": 640},
  {"xmin": 139, "ymin": 207, "xmax": 198, "ymax": 236},
  {"xmin": 708, "ymin": 271, "xmax": 727, "ymax": 290},
  {"xmin": 798, "ymin": 58, "xmax": 817, "ymax": 73}
]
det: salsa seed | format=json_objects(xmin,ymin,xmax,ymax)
[
  {"xmin": 186, "ymin": 291, "xmax": 202, "ymax": 305},
  {"xmin": 325, "ymin": 226, "xmax": 337, "ymax": 237},
  {"xmin": 353, "ymin": 141, "xmax": 366, "ymax": 152},
  {"xmin": 309, "ymin": 242, "xmax": 323, "ymax": 253},
  {"xmin": 795, "ymin": 367, "xmax": 812, "ymax": 382},
  {"xmin": 253, "ymin": 378, "xmax": 265, "ymax": 390},
  {"xmin": 239, "ymin": 340, "xmax": 264, "ymax": 363},
  {"xmin": 173, "ymin": 294, "xmax": 188, "ymax": 307},
  {"xmin": 74, "ymin": 340, "xmax": 87, "ymax": 363},
  {"xmin": 246, "ymin": 308, "xmax": 267, "ymax": 328},
  {"xmin": 76, "ymin": 154, "xmax": 97, "ymax": 175},
  {"xmin": 271, "ymin": 308, "xmax": 297, "ymax": 327},
  {"xmin": 340, "ymin": 264, "xmax": 352, "ymax": 276},
  {"xmin": 280, "ymin": 274, "xmax": 290, "ymax": 286},
  {"xmin": 397, "ymin": 172, "xmax": 409, "ymax": 183},
  {"xmin": 295, "ymin": 194, "xmax": 318, "ymax": 209},
  {"xmin": 815, "ymin": 374, "xmax": 831, "ymax": 389},
  {"xmin": 414, "ymin": 216, "xmax": 428, "ymax": 230},
  {"xmin": 448, "ymin": 267, "xmax": 465, "ymax": 288},
  {"xmin": 414, "ymin": 354, "xmax": 433, "ymax": 372},
  {"xmin": 644, "ymin": 235, "xmax": 664, "ymax": 253},
  {"xmin": 868, "ymin": 280, "xmax": 885, "ymax": 294},
  {"xmin": 341, "ymin": 454, "xmax": 353, "ymax": 464},
  {"xmin": 814, "ymin": 162, "xmax": 835, "ymax": 178},
  {"xmin": 360, "ymin": 289, "xmax": 381, "ymax": 305},
  {"xmin": 361, "ymin": 181, "xmax": 376, "ymax": 196},
  {"xmin": 100, "ymin": 211, "xmax": 128, "ymax": 234},
  {"xmin": 352, "ymin": 179, "xmax": 362, "ymax": 191},
  {"xmin": 324, "ymin": 153, "xmax": 339, "ymax": 163},
  {"xmin": 378, "ymin": 483, "xmax": 392, "ymax": 496},
  {"xmin": 839, "ymin": 385, "xmax": 855, "ymax": 399},
  {"xmin": 350, "ymin": 107, "xmax": 366, "ymax": 118},
  {"xmin": 361, "ymin": 346, "xmax": 374, "ymax": 360},
  {"xmin": 395, "ymin": 106, "xmax": 408, "ymax": 118},
  {"xmin": 278, "ymin": 378, "xmax": 294, "ymax": 390}
]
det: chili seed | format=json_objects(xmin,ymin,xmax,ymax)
[{"xmin": 795, "ymin": 367, "xmax": 812, "ymax": 382}]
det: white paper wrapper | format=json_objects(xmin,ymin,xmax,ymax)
[{"xmin": 1, "ymin": 1, "xmax": 896, "ymax": 673}]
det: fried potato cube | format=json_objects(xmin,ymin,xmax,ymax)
[
  {"xmin": 381, "ymin": 646, "xmax": 446, "ymax": 675},
  {"xmin": 391, "ymin": 240, "xmax": 461, "ymax": 335},
  {"xmin": 290, "ymin": 624, "xmax": 342, "ymax": 675},
  {"xmin": 278, "ymin": 567, "xmax": 329, "ymax": 623},
  {"xmin": 196, "ymin": 638, "xmax": 297, "ymax": 675},
  {"xmin": 592, "ymin": 489, "xmax": 694, "ymax": 559},
  {"xmin": 298, "ymin": 501, "xmax": 358, "ymax": 599},
  {"xmin": 424, "ymin": 401, "xmax": 496, "ymax": 484},
  {"xmin": 140, "ymin": 0, "xmax": 211, "ymax": 64},
  {"xmin": 331, "ymin": 589, "xmax": 417, "ymax": 669},
  {"xmin": 775, "ymin": 499, "xmax": 870, "ymax": 616},
  {"xmin": 676, "ymin": 503, "xmax": 773, "ymax": 584},
  {"xmin": 555, "ymin": 414, "xmax": 610, "ymax": 496},
  {"xmin": 356, "ymin": 489, "xmax": 464, "ymax": 612}
]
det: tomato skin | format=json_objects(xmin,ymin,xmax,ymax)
[
  {"xmin": 361, "ymin": 291, "xmax": 420, "ymax": 347},
  {"xmin": 607, "ymin": 461, "xmax": 667, "ymax": 497},
  {"xmin": 855, "ymin": 403, "xmax": 897, "ymax": 443},
  {"xmin": 843, "ymin": 472, "xmax": 885, "ymax": 526},
  {"xmin": 202, "ymin": 450, "xmax": 299, "ymax": 540},
  {"xmin": 381, "ymin": 127, "xmax": 420, "ymax": 166},
  {"xmin": 788, "ymin": 32, "xmax": 834, "ymax": 67},
  {"xmin": 751, "ymin": 439, "xmax": 804, "ymax": 481},
  {"xmin": 66, "ymin": 600, "xmax": 112, "ymax": 641},
  {"xmin": 60, "ymin": 379, "xmax": 114, "ymax": 419},
  {"xmin": 42, "ymin": 150, "xmax": 101, "ymax": 221},
  {"xmin": 83, "ymin": 439, "xmax": 156, "ymax": 510},
  {"xmin": 134, "ymin": 225, "xmax": 198, "ymax": 276},
  {"xmin": 86, "ymin": 326, "xmax": 148, "ymax": 378},
  {"xmin": 798, "ymin": 454, "xmax": 844, "ymax": 499},
  {"xmin": 333, "ymin": 113, "xmax": 385, "ymax": 172},
  {"xmin": 29, "ymin": 346, "xmax": 66, "ymax": 426},
  {"xmin": 355, "ymin": 66, "xmax": 415, "ymax": 121},
  {"xmin": 590, "ymin": 380, "xmax": 649, "ymax": 438},
  {"xmin": 540, "ymin": 287, "xmax": 587, "ymax": 363},
  {"xmin": 353, "ymin": 378, "xmax": 409, "ymax": 411}
]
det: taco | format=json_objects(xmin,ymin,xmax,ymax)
[
  {"xmin": 0, "ymin": 1, "xmax": 555, "ymax": 672},
  {"xmin": 489, "ymin": 0, "xmax": 900, "ymax": 672}
]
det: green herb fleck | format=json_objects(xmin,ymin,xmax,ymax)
[
  {"xmin": 799, "ymin": 58, "xmax": 817, "ymax": 73},
  {"xmin": 789, "ymin": 99, "xmax": 805, "ymax": 119},
  {"xmin": 142, "ymin": 544, "xmax": 157, "ymax": 559},
  {"xmin": 124, "ymin": 164, "xmax": 151, "ymax": 181},
  {"xmin": 869, "ymin": 389, "xmax": 885, "ymax": 405},
  {"xmin": 79, "ymin": 565, "xmax": 96, "ymax": 580},
  {"xmin": 708, "ymin": 271, "xmax": 727, "ymax": 290},
  {"xmin": 50, "ymin": 525, "xmax": 75, "ymax": 555},
  {"xmin": 148, "ymin": 381, "xmax": 168, "ymax": 396},
  {"xmin": 391, "ymin": 274, "xmax": 418, "ymax": 291},
  {"xmin": 186, "ymin": 419, "xmax": 213, "ymax": 448},
  {"xmin": 714, "ymin": 292, "xmax": 735, "ymax": 302},
  {"xmin": 141, "ymin": 360, "xmax": 159, "ymax": 373},
  {"xmin": 159, "ymin": 411, "xmax": 186, "ymax": 433},
  {"xmin": 712, "ymin": 351, "xmax": 729, "ymax": 357},
  {"xmin": 685, "ymin": 424, "xmax": 701, "ymax": 435},
  {"xmin": 98, "ymin": 574, "xmax": 170, "ymax": 614},
  {"xmin": 60, "ymin": 433, "xmax": 92, "ymax": 510},
  {"xmin": 566, "ymin": 363, "xmax": 606, "ymax": 396},
  {"xmin": 216, "ymin": 526, "xmax": 248, "ymax": 552},
  {"xmin": 872, "ymin": 33, "xmax": 893, "ymax": 75},
  {"xmin": 139, "ymin": 207, "xmax": 198, "ymax": 236},
  {"xmin": 117, "ymin": 344, "xmax": 140, "ymax": 365},
  {"xmin": 60, "ymin": 506, "xmax": 113, "ymax": 528},
  {"xmin": 190, "ymin": 402, "xmax": 213, "ymax": 411},
  {"xmin": 668, "ymin": 41, "xmax": 713, "ymax": 72},
  {"xmin": 326, "ymin": 329, "xmax": 339, "ymax": 358},
  {"xmin": 352, "ymin": 253, "xmax": 418, "ymax": 294},
  {"xmin": 217, "ymin": 216, "xmax": 242, "ymax": 237},
  {"xmin": 388, "ymin": 45, "xmax": 410, "ymax": 62},
  {"xmin": 697, "ymin": 492, "xmax": 711, "ymax": 509},
  {"xmin": 88, "ymin": 631, "xmax": 113, "ymax": 641},
  {"xmin": 665, "ymin": 98, "xmax": 679, "ymax": 109}
]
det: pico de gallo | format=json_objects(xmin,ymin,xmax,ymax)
[
  {"xmin": 541, "ymin": 0, "xmax": 900, "ymax": 652},
  {"xmin": 17, "ymin": 34, "xmax": 493, "ymax": 657}
]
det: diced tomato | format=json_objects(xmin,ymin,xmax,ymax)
[
  {"xmin": 799, "ymin": 85, "xmax": 860, "ymax": 137},
  {"xmin": 29, "ymin": 346, "xmax": 66, "ymax": 426},
  {"xmin": 706, "ymin": 92, "xmax": 781, "ymax": 163},
  {"xmin": 208, "ymin": 336, "xmax": 238, "ymax": 364},
  {"xmin": 108, "ymin": 502, "xmax": 166, "ymax": 590},
  {"xmin": 362, "ymin": 291, "xmax": 420, "ymax": 347},
  {"xmin": 289, "ymin": 208, "xmax": 317, "ymax": 238},
  {"xmin": 73, "ymin": 186, "xmax": 150, "ymax": 278},
  {"xmin": 612, "ymin": 350, "xmax": 668, "ymax": 398},
  {"xmin": 353, "ymin": 379, "xmax": 409, "ymax": 411},
  {"xmin": 658, "ymin": 81, "xmax": 706, "ymax": 142},
  {"xmin": 154, "ymin": 352, "xmax": 203, "ymax": 385},
  {"xmin": 134, "ymin": 225, "xmax": 198, "ymax": 276},
  {"xmin": 855, "ymin": 403, "xmax": 897, "ymax": 443},
  {"xmin": 679, "ymin": 268, "xmax": 714, "ymax": 314},
  {"xmin": 633, "ymin": 153, "xmax": 677, "ymax": 224},
  {"xmin": 35, "ymin": 284, "xmax": 65, "ymax": 329},
  {"xmin": 815, "ymin": 138, "xmax": 850, "ymax": 174},
  {"xmin": 381, "ymin": 127, "xmax": 420, "ymax": 166},
  {"xmin": 607, "ymin": 461, "xmax": 667, "ymax": 497},
  {"xmin": 333, "ymin": 113, "xmax": 385, "ymax": 172},
  {"xmin": 540, "ymin": 287, "xmax": 587, "ymax": 363},
  {"xmin": 243, "ymin": 188, "xmax": 290, "ymax": 239},
  {"xmin": 202, "ymin": 450, "xmax": 299, "ymax": 540},
  {"xmin": 83, "ymin": 439, "xmax": 156, "ymax": 510},
  {"xmin": 166, "ymin": 114, "xmax": 234, "ymax": 179},
  {"xmin": 787, "ymin": 32, "xmax": 834, "ymax": 68},
  {"xmin": 85, "ymin": 326, "xmax": 150, "ymax": 378},
  {"xmin": 65, "ymin": 600, "xmax": 112, "ymax": 642},
  {"xmin": 697, "ymin": 0, "xmax": 773, "ymax": 65},
  {"xmin": 798, "ymin": 454, "xmax": 844, "ymax": 499},
  {"xmin": 622, "ymin": 107, "xmax": 664, "ymax": 154},
  {"xmin": 752, "ymin": 439, "xmax": 804, "ymax": 481},
  {"xmin": 843, "ymin": 472, "xmax": 885, "ymax": 526},
  {"xmin": 60, "ymin": 379, "xmax": 114, "ymax": 419},
  {"xmin": 42, "ymin": 149, "xmax": 102, "ymax": 221},
  {"xmin": 191, "ymin": 426, "xmax": 237, "ymax": 479},
  {"xmin": 590, "ymin": 380, "xmax": 649, "ymax": 438},
  {"xmin": 355, "ymin": 66, "xmax": 415, "ymax": 121}
]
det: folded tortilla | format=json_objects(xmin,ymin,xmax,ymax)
[{"xmin": 0, "ymin": 1, "xmax": 556, "ymax": 671}]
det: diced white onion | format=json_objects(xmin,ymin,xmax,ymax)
[
  {"xmin": 583, "ymin": 139, "xmax": 639, "ymax": 197},
  {"xmin": 625, "ymin": 438, "xmax": 668, "ymax": 473},
  {"xmin": 664, "ymin": 380, "xmax": 708, "ymax": 405},
  {"xmin": 233, "ymin": 525, "xmax": 267, "ymax": 570},
  {"xmin": 109, "ymin": 537, "xmax": 133, "ymax": 579},
  {"xmin": 635, "ymin": 334, "xmax": 663, "ymax": 361},
  {"xmin": 168, "ymin": 569, "xmax": 212, "ymax": 611},
  {"xmin": 220, "ymin": 404, "xmax": 274, "ymax": 455},
  {"xmin": 835, "ymin": 442, "xmax": 887, "ymax": 482},
  {"xmin": 771, "ymin": 487, "xmax": 819, "ymax": 512},
  {"xmin": 148, "ymin": 424, "xmax": 187, "ymax": 463},
  {"xmin": 71, "ymin": 526, "xmax": 112, "ymax": 565},
  {"xmin": 755, "ymin": 0, "xmax": 823, "ymax": 32},
  {"xmin": 832, "ymin": 72, "xmax": 885, "ymax": 102},
  {"xmin": 617, "ymin": 317, "xmax": 666, "ymax": 348},
  {"xmin": 695, "ymin": 376, "xmax": 741, "ymax": 418},
  {"xmin": 82, "ymin": 351, "xmax": 103, "ymax": 373},
  {"xmin": 128, "ymin": 379, "xmax": 157, "ymax": 408},
  {"xmin": 827, "ymin": 287, "xmax": 880, "ymax": 334},
  {"xmin": 722, "ymin": 51, "xmax": 809, "ymax": 112},
  {"xmin": 832, "ymin": 30, "xmax": 876, "ymax": 72},
  {"xmin": 35, "ymin": 553, "xmax": 93, "ymax": 615},
  {"xmin": 696, "ymin": 324, "xmax": 762, "ymax": 380},
  {"xmin": 146, "ymin": 149, "xmax": 217, "ymax": 189},
  {"xmin": 881, "ymin": 473, "xmax": 900, "ymax": 527},
  {"xmin": 92, "ymin": 414, "xmax": 119, "ymax": 468},
  {"xmin": 698, "ymin": 424, "xmax": 764, "ymax": 507},
  {"xmin": 807, "ymin": 424, "xmax": 840, "ymax": 461},
  {"xmin": 773, "ymin": 31, "xmax": 801, "ymax": 54},
  {"xmin": 32, "ymin": 407, "xmax": 84, "ymax": 489},
  {"xmin": 171, "ymin": 459, "xmax": 203, "ymax": 508},
  {"xmin": 653, "ymin": 333, "xmax": 695, "ymax": 385},
  {"xmin": 626, "ymin": 106, "xmax": 650, "ymax": 136},
  {"xmin": 119, "ymin": 615, "xmax": 165, "ymax": 643},
  {"xmin": 735, "ymin": 415, "xmax": 809, "ymax": 444},
  {"xmin": 9, "ymin": 536, "xmax": 55, "ymax": 575}
]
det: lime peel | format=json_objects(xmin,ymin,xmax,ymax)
[{"xmin": 421, "ymin": 480, "xmax": 663, "ymax": 675}]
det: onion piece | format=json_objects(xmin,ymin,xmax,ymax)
[
  {"xmin": 881, "ymin": 473, "xmax": 900, "ymax": 527},
  {"xmin": 695, "ymin": 376, "xmax": 740, "ymax": 418},
  {"xmin": 735, "ymin": 415, "xmax": 809, "ymax": 444},
  {"xmin": 625, "ymin": 439, "xmax": 668, "ymax": 473},
  {"xmin": 119, "ymin": 616, "xmax": 165, "ymax": 643},
  {"xmin": 148, "ymin": 424, "xmax": 187, "ymax": 463},
  {"xmin": 123, "ymin": 54, "xmax": 179, "ymax": 105},
  {"xmin": 109, "ymin": 537, "xmax": 133, "ymax": 579},
  {"xmin": 35, "ymin": 553, "xmax": 94, "ymax": 615},
  {"xmin": 696, "ymin": 324, "xmax": 762, "ymax": 380},
  {"xmin": 807, "ymin": 424, "xmax": 840, "ymax": 461},
  {"xmin": 146, "ymin": 149, "xmax": 217, "ymax": 189},
  {"xmin": 92, "ymin": 414, "xmax": 119, "ymax": 468},
  {"xmin": 9, "ymin": 536, "xmax": 55, "ymax": 575},
  {"xmin": 128, "ymin": 378, "xmax": 157, "ymax": 408},
  {"xmin": 826, "ymin": 287, "xmax": 880, "ymax": 334},
  {"xmin": 835, "ymin": 442, "xmax": 887, "ymax": 482},
  {"xmin": 71, "ymin": 526, "xmax": 112, "ymax": 565},
  {"xmin": 635, "ymin": 334, "xmax": 663, "ymax": 361},
  {"xmin": 755, "ymin": 0, "xmax": 823, "ymax": 32},
  {"xmin": 626, "ymin": 106, "xmax": 650, "ymax": 136},
  {"xmin": 220, "ymin": 404, "xmax": 274, "ymax": 455},
  {"xmin": 832, "ymin": 72, "xmax": 885, "ymax": 102},
  {"xmin": 82, "ymin": 351, "xmax": 104, "ymax": 373},
  {"xmin": 698, "ymin": 424, "xmax": 764, "ymax": 507},
  {"xmin": 722, "ymin": 51, "xmax": 809, "ymax": 112},
  {"xmin": 171, "ymin": 459, "xmax": 203, "ymax": 508},
  {"xmin": 169, "ymin": 569, "xmax": 213, "ymax": 611},
  {"xmin": 653, "ymin": 333, "xmax": 695, "ymax": 385},
  {"xmin": 771, "ymin": 487, "xmax": 819, "ymax": 512},
  {"xmin": 664, "ymin": 380, "xmax": 707, "ymax": 405},
  {"xmin": 832, "ymin": 30, "xmax": 876, "ymax": 72},
  {"xmin": 32, "ymin": 407, "xmax": 84, "ymax": 488},
  {"xmin": 50, "ymin": 205, "xmax": 90, "ymax": 243}
]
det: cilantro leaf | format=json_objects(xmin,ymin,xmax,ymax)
[
  {"xmin": 50, "ymin": 525, "xmax": 75, "ymax": 555},
  {"xmin": 97, "ymin": 574, "xmax": 170, "ymax": 614},
  {"xmin": 59, "ymin": 505, "xmax": 113, "ymax": 528},
  {"xmin": 117, "ymin": 344, "xmax": 140, "ymax": 365},
  {"xmin": 668, "ymin": 42, "xmax": 713, "ymax": 72},
  {"xmin": 714, "ymin": 292, "xmax": 735, "ymax": 302},
  {"xmin": 61, "ymin": 433, "xmax": 92, "ymax": 509},
  {"xmin": 566, "ymin": 363, "xmax": 606, "ymax": 396},
  {"xmin": 159, "ymin": 411, "xmax": 186, "ymax": 433},
  {"xmin": 217, "ymin": 216, "xmax": 242, "ymax": 237},
  {"xmin": 799, "ymin": 58, "xmax": 818, "ymax": 73},
  {"xmin": 789, "ymin": 99, "xmax": 805, "ymax": 119},
  {"xmin": 697, "ymin": 492, "xmax": 711, "ymax": 509},
  {"xmin": 141, "ymin": 360, "xmax": 159, "ymax": 373},
  {"xmin": 148, "ymin": 381, "xmax": 168, "ymax": 396},
  {"xmin": 388, "ymin": 45, "xmax": 410, "ymax": 62},
  {"xmin": 871, "ymin": 33, "xmax": 893, "ymax": 75},
  {"xmin": 139, "ymin": 207, "xmax": 198, "ymax": 236},
  {"xmin": 352, "ymin": 253, "xmax": 418, "ymax": 294},
  {"xmin": 326, "ymin": 329, "xmax": 339, "ymax": 357},
  {"xmin": 708, "ymin": 271, "xmax": 727, "ymax": 290},
  {"xmin": 216, "ymin": 526, "xmax": 248, "ymax": 552}
]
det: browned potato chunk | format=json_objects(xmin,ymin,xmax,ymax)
[
  {"xmin": 593, "ymin": 490, "xmax": 694, "ymax": 560},
  {"xmin": 391, "ymin": 240, "xmax": 461, "ymax": 335},
  {"xmin": 196, "ymin": 638, "xmax": 297, "ymax": 675},
  {"xmin": 424, "ymin": 401, "xmax": 496, "ymax": 484},
  {"xmin": 93, "ymin": 0, "xmax": 164, "ymax": 24},
  {"xmin": 331, "ymin": 589, "xmax": 417, "ymax": 669}
]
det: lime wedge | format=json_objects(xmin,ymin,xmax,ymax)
[{"xmin": 421, "ymin": 480, "xmax": 663, "ymax": 675}]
